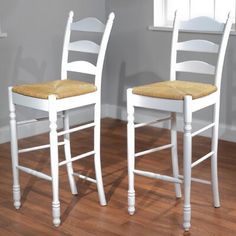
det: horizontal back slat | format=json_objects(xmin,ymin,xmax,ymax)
[
  {"xmin": 68, "ymin": 40, "xmax": 100, "ymax": 54},
  {"xmin": 67, "ymin": 61, "xmax": 96, "ymax": 75},
  {"xmin": 176, "ymin": 61, "xmax": 215, "ymax": 75},
  {"xmin": 180, "ymin": 16, "xmax": 224, "ymax": 32},
  {"xmin": 71, "ymin": 17, "xmax": 105, "ymax": 32},
  {"xmin": 177, "ymin": 40, "xmax": 219, "ymax": 53}
]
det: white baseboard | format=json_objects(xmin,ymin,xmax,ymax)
[
  {"xmin": 1, "ymin": 104, "xmax": 236, "ymax": 144},
  {"xmin": 0, "ymin": 106, "xmax": 95, "ymax": 144},
  {"xmin": 104, "ymin": 104, "xmax": 236, "ymax": 143}
]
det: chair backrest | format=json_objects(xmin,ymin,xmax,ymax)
[
  {"xmin": 61, "ymin": 11, "xmax": 115, "ymax": 91},
  {"xmin": 170, "ymin": 11, "xmax": 232, "ymax": 90}
]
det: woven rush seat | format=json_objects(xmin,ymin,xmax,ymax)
[
  {"xmin": 132, "ymin": 80, "xmax": 217, "ymax": 100},
  {"xmin": 12, "ymin": 79, "xmax": 97, "ymax": 99}
]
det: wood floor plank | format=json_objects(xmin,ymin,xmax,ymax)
[{"xmin": 0, "ymin": 118, "xmax": 236, "ymax": 235}]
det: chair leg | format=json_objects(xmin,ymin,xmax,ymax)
[
  {"xmin": 183, "ymin": 96, "xmax": 192, "ymax": 231},
  {"xmin": 94, "ymin": 102, "xmax": 106, "ymax": 206},
  {"xmin": 49, "ymin": 95, "xmax": 60, "ymax": 227},
  {"xmin": 63, "ymin": 111, "xmax": 78, "ymax": 195},
  {"xmin": 171, "ymin": 112, "xmax": 182, "ymax": 198},
  {"xmin": 8, "ymin": 87, "xmax": 21, "ymax": 210},
  {"xmin": 211, "ymin": 102, "xmax": 220, "ymax": 207},
  {"xmin": 127, "ymin": 89, "xmax": 135, "ymax": 215}
]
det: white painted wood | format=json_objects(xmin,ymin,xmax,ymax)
[
  {"xmin": 63, "ymin": 110, "xmax": 78, "ymax": 195},
  {"xmin": 134, "ymin": 116, "xmax": 171, "ymax": 128},
  {"xmin": 48, "ymin": 95, "xmax": 60, "ymax": 227},
  {"xmin": 95, "ymin": 13, "xmax": 115, "ymax": 90},
  {"xmin": 133, "ymin": 169, "xmax": 183, "ymax": 184},
  {"xmin": 127, "ymin": 89, "xmax": 136, "ymax": 216},
  {"xmin": 94, "ymin": 96, "xmax": 107, "ymax": 206},
  {"xmin": 211, "ymin": 102, "xmax": 221, "ymax": 207},
  {"xmin": 17, "ymin": 165, "xmax": 52, "ymax": 181},
  {"xmin": 132, "ymin": 94, "xmax": 184, "ymax": 113},
  {"xmin": 191, "ymin": 92, "xmax": 219, "ymax": 112},
  {"xmin": 12, "ymin": 91, "xmax": 98, "ymax": 112},
  {"xmin": 170, "ymin": 11, "xmax": 180, "ymax": 81},
  {"xmin": 171, "ymin": 112, "xmax": 182, "ymax": 198},
  {"xmin": 17, "ymin": 117, "xmax": 49, "ymax": 125},
  {"xmin": 66, "ymin": 61, "xmax": 97, "ymax": 75},
  {"xmin": 191, "ymin": 123, "xmax": 215, "ymax": 137},
  {"xmin": 191, "ymin": 151, "xmax": 214, "ymax": 168},
  {"xmin": 61, "ymin": 11, "xmax": 73, "ymax": 80},
  {"xmin": 73, "ymin": 172, "xmax": 97, "ymax": 184},
  {"xmin": 68, "ymin": 40, "xmax": 100, "ymax": 54},
  {"xmin": 135, "ymin": 143, "xmax": 173, "ymax": 158},
  {"xmin": 71, "ymin": 17, "xmax": 105, "ymax": 32},
  {"xmin": 12, "ymin": 93, "xmax": 50, "ymax": 111},
  {"xmin": 18, "ymin": 142, "xmax": 65, "ymax": 153},
  {"xmin": 215, "ymin": 13, "xmax": 233, "ymax": 89},
  {"xmin": 177, "ymin": 40, "xmax": 219, "ymax": 53},
  {"xmin": 178, "ymin": 175, "xmax": 211, "ymax": 185},
  {"xmin": 16, "ymin": 114, "xmax": 63, "ymax": 126},
  {"xmin": 175, "ymin": 60, "xmax": 215, "ymax": 75},
  {"xmin": 183, "ymin": 96, "xmax": 192, "ymax": 231},
  {"xmin": 180, "ymin": 17, "xmax": 225, "ymax": 31},
  {"xmin": 8, "ymin": 87, "xmax": 21, "ymax": 210},
  {"xmin": 58, "ymin": 150, "xmax": 95, "ymax": 167},
  {"xmin": 126, "ymin": 11, "xmax": 232, "ymax": 231},
  {"xmin": 57, "ymin": 122, "xmax": 95, "ymax": 136},
  {"xmin": 8, "ymin": 11, "xmax": 115, "ymax": 227},
  {"xmin": 55, "ymin": 92, "xmax": 97, "ymax": 112}
]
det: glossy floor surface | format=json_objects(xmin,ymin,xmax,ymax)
[{"xmin": 0, "ymin": 118, "xmax": 236, "ymax": 235}]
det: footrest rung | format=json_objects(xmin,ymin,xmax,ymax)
[
  {"xmin": 135, "ymin": 143, "xmax": 173, "ymax": 158},
  {"xmin": 59, "ymin": 150, "xmax": 95, "ymax": 166},
  {"xmin": 17, "ymin": 117, "xmax": 49, "ymax": 126},
  {"xmin": 17, "ymin": 114, "xmax": 64, "ymax": 126},
  {"xmin": 134, "ymin": 116, "xmax": 171, "ymax": 128},
  {"xmin": 19, "ymin": 142, "xmax": 65, "ymax": 154},
  {"xmin": 178, "ymin": 175, "xmax": 211, "ymax": 185},
  {"xmin": 191, "ymin": 151, "xmax": 214, "ymax": 168},
  {"xmin": 134, "ymin": 169, "xmax": 182, "ymax": 184},
  {"xmin": 17, "ymin": 165, "xmax": 52, "ymax": 181},
  {"xmin": 57, "ymin": 122, "xmax": 95, "ymax": 136},
  {"xmin": 73, "ymin": 172, "xmax": 97, "ymax": 183},
  {"xmin": 191, "ymin": 123, "xmax": 215, "ymax": 137}
]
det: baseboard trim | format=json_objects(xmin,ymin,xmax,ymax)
[
  {"xmin": 0, "ymin": 106, "xmax": 95, "ymax": 144},
  {"xmin": 1, "ymin": 104, "xmax": 236, "ymax": 144},
  {"xmin": 103, "ymin": 104, "xmax": 236, "ymax": 143}
]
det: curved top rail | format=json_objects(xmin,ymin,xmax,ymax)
[
  {"xmin": 71, "ymin": 17, "xmax": 105, "ymax": 32},
  {"xmin": 180, "ymin": 16, "xmax": 224, "ymax": 32}
]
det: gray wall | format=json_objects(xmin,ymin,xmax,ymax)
[
  {"xmin": 105, "ymin": 0, "xmax": 236, "ymax": 141},
  {"xmin": 0, "ymin": 0, "xmax": 235, "ymax": 142},
  {"xmin": 0, "ymin": 0, "xmax": 106, "ymax": 130}
]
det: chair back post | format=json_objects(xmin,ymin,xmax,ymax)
[
  {"xmin": 95, "ymin": 12, "xmax": 115, "ymax": 91},
  {"xmin": 215, "ymin": 12, "xmax": 233, "ymax": 90},
  {"xmin": 61, "ymin": 11, "xmax": 74, "ymax": 80},
  {"xmin": 170, "ymin": 11, "xmax": 180, "ymax": 81}
]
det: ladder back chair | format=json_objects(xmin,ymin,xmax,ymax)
[
  {"xmin": 9, "ymin": 11, "xmax": 115, "ymax": 226},
  {"xmin": 127, "ymin": 11, "xmax": 232, "ymax": 231}
]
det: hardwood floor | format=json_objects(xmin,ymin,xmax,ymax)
[{"xmin": 0, "ymin": 118, "xmax": 236, "ymax": 235}]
